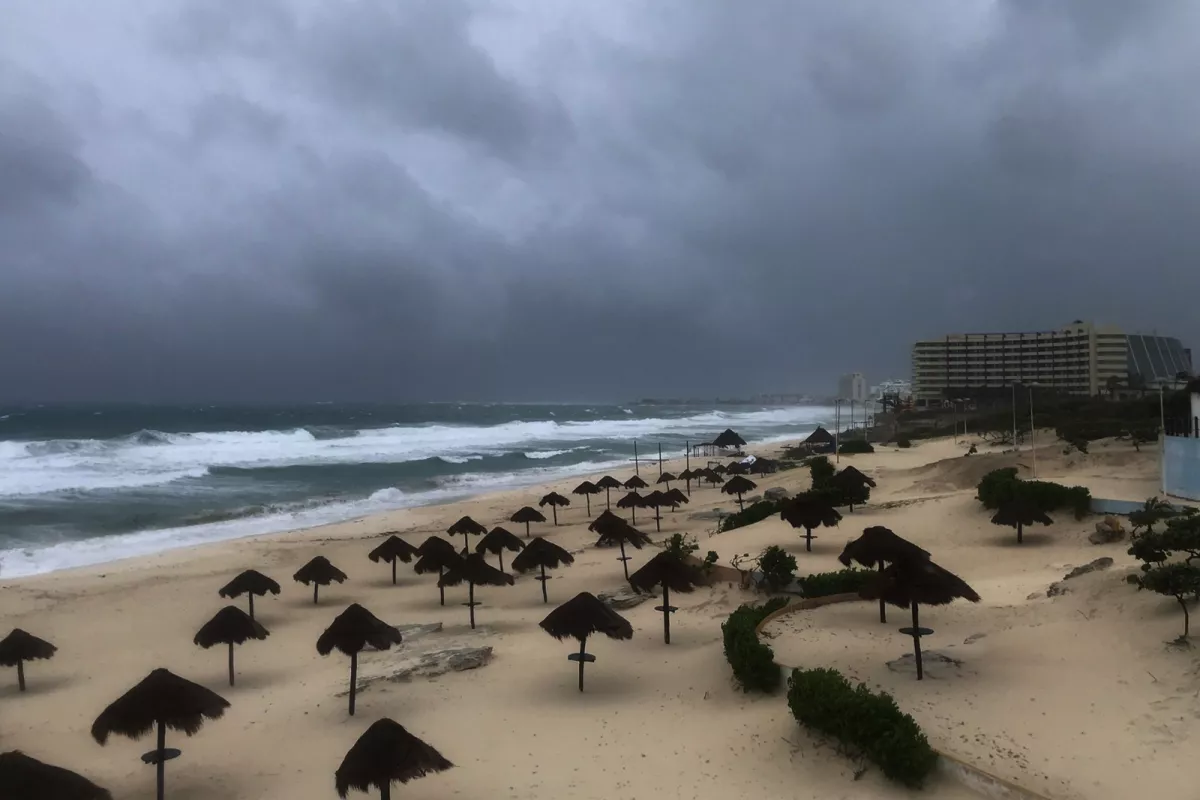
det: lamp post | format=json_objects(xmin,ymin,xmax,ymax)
[
  {"xmin": 1028, "ymin": 385, "xmax": 1037, "ymax": 477},
  {"xmin": 1160, "ymin": 384, "xmax": 1167, "ymax": 496},
  {"xmin": 835, "ymin": 399, "xmax": 842, "ymax": 464}
]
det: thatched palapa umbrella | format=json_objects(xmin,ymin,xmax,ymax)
[
  {"xmin": 721, "ymin": 475, "xmax": 757, "ymax": 511},
  {"xmin": 804, "ymin": 426, "xmax": 836, "ymax": 449},
  {"xmin": 414, "ymin": 537, "xmax": 463, "ymax": 606},
  {"xmin": 335, "ymin": 718, "xmax": 453, "ymax": 800},
  {"xmin": 316, "ymin": 604, "xmax": 402, "ymax": 716},
  {"xmin": 749, "ymin": 458, "xmax": 778, "ymax": 477},
  {"xmin": 712, "ymin": 428, "xmax": 746, "ymax": 450},
  {"xmin": 510, "ymin": 505, "xmax": 547, "ymax": 538},
  {"xmin": 990, "ymin": 498, "xmax": 1053, "ymax": 544},
  {"xmin": 588, "ymin": 510, "xmax": 650, "ymax": 580},
  {"xmin": 616, "ymin": 490, "xmax": 646, "ymax": 525},
  {"xmin": 656, "ymin": 471, "xmax": 676, "ymax": 491},
  {"xmin": 623, "ymin": 474, "xmax": 648, "ymax": 491},
  {"xmin": 193, "ymin": 606, "xmax": 269, "ymax": 687},
  {"xmin": 511, "ymin": 537, "xmax": 575, "ymax": 603},
  {"xmin": 642, "ymin": 490, "xmax": 669, "ymax": 532},
  {"xmin": 218, "ymin": 569, "xmax": 281, "ymax": 621},
  {"xmin": 539, "ymin": 491, "xmax": 571, "ymax": 525},
  {"xmin": 540, "ymin": 592, "xmax": 633, "ymax": 691},
  {"xmin": 476, "ymin": 526, "xmax": 524, "ymax": 573},
  {"xmin": 836, "ymin": 465, "xmax": 877, "ymax": 488},
  {"xmin": 294, "ymin": 556, "xmax": 348, "ymax": 605},
  {"xmin": 439, "ymin": 553, "xmax": 514, "ymax": 628},
  {"xmin": 446, "ymin": 516, "xmax": 487, "ymax": 554},
  {"xmin": 678, "ymin": 468, "xmax": 696, "ymax": 495},
  {"xmin": 726, "ymin": 460, "xmax": 748, "ymax": 476},
  {"xmin": 572, "ymin": 480, "xmax": 601, "ymax": 515},
  {"xmin": 0, "ymin": 751, "xmax": 112, "ymax": 800},
  {"xmin": 0, "ymin": 629, "xmax": 56, "ymax": 693},
  {"xmin": 628, "ymin": 551, "xmax": 702, "ymax": 644},
  {"xmin": 780, "ymin": 492, "xmax": 842, "ymax": 552},
  {"xmin": 711, "ymin": 464, "xmax": 728, "ymax": 475},
  {"xmin": 91, "ymin": 668, "xmax": 230, "ymax": 800},
  {"xmin": 663, "ymin": 487, "xmax": 689, "ymax": 511},
  {"xmin": 595, "ymin": 475, "xmax": 622, "ymax": 508},
  {"xmin": 702, "ymin": 468, "xmax": 725, "ymax": 487},
  {"xmin": 368, "ymin": 535, "xmax": 420, "ymax": 585},
  {"xmin": 840, "ymin": 526, "xmax": 930, "ymax": 623},
  {"xmin": 860, "ymin": 559, "xmax": 980, "ymax": 680}
]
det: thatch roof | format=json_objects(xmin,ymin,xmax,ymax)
[
  {"xmin": 193, "ymin": 606, "xmax": 269, "ymax": 649},
  {"xmin": 0, "ymin": 751, "xmax": 112, "ymax": 800},
  {"xmin": 749, "ymin": 458, "xmax": 777, "ymax": 476},
  {"xmin": 628, "ymin": 551, "xmax": 702, "ymax": 594},
  {"xmin": 623, "ymin": 475, "xmax": 649, "ymax": 490},
  {"xmin": 702, "ymin": 468, "xmax": 725, "ymax": 484},
  {"xmin": 572, "ymin": 481, "xmax": 600, "ymax": 496},
  {"xmin": 539, "ymin": 592, "xmax": 633, "ymax": 642},
  {"xmin": 587, "ymin": 509, "xmax": 628, "ymax": 535},
  {"xmin": 413, "ymin": 546, "xmax": 463, "ymax": 575},
  {"xmin": 616, "ymin": 491, "xmax": 646, "ymax": 510},
  {"xmin": 804, "ymin": 426, "xmax": 835, "ymax": 445},
  {"xmin": 417, "ymin": 536, "xmax": 457, "ymax": 558},
  {"xmin": 779, "ymin": 493, "xmax": 843, "ymax": 530},
  {"xmin": 476, "ymin": 527, "xmax": 524, "ymax": 556},
  {"xmin": 663, "ymin": 488, "xmax": 689, "ymax": 506},
  {"xmin": 316, "ymin": 604, "xmax": 402, "ymax": 657},
  {"xmin": 91, "ymin": 668, "xmax": 230, "ymax": 745},
  {"xmin": 439, "ymin": 553, "xmax": 515, "ymax": 588},
  {"xmin": 712, "ymin": 428, "xmax": 746, "ymax": 448},
  {"xmin": 293, "ymin": 556, "xmax": 348, "ymax": 587},
  {"xmin": 835, "ymin": 465, "xmax": 877, "ymax": 488},
  {"xmin": 335, "ymin": 718, "xmax": 453, "ymax": 799},
  {"xmin": 368, "ymin": 535, "xmax": 420, "ymax": 565},
  {"xmin": 721, "ymin": 475, "xmax": 758, "ymax": 496},
  {"xmin": 595, "ymin": 475, "xmax": 622, "ymax": 490},
  {"xmin": 656, "ymin": 472, "xmax": 677, "ymax": 484},
  {"xmin": 711, "ymin": 464, "xmax": 728, "ymax": 475},
  {"xmin": 839, "ymin": 526, "xmax": 930, "ymax": 569},
  {"xmin": 860, "ymin": 559, "xmax": 981, "ymax": 609},
  {"xmin": 725, "ymin": 461, "xmax": 748, "ymax": 475},
  {"xmin": 446, "ymin": 516, "xmax": 487, "ymax": 537},
  {"xmin": 990, "ymin": 499, "xmax": 1054, "ymax": 529},
  {"xmin": 539, "ymin": 492, "xmax": 570, "ymax": 508},
  {"xmin": 510, "ymin": 506, "xmax": 547, "ymax": 524},
  {"xmin": 591, "ymin": 516, "xmax": 651, "ymax": 549},
  {"xmin": 678, "ymin": 468, "xmax": 696, "ymax": 480},
  {"xmin": 218, "ymin": 570, "xmax": 281, "ymax": 600},
  {"xmin": 511, "ymin": 537, "xmax": 576, "ymax": 573},
  {"xmin": 642, "ymin": 490, "xmax": 669, "ymax": 508},
  {"xmin": 0, "ymin": 629, "xmax": 56, "ymax": 666}
]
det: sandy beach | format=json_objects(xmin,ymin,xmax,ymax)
[{"xmin": 2, "ymin": 433, "xmax": 1196, "ymax": 800}]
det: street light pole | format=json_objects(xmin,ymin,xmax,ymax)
[
  {"xmin": 1160, "ymin": 385, "xmax": 1167, "ymax": 496},
  {"xmin": 1029, "ymin": 386, "xmax": 1036, "ymax": 477},
  {"xmin": 1011, "ymin": 384, "xmax": 1018, "ymax": 451},
  {"xmin": 835, "ymin": 399, "xmax": 841, "ymax": 464}
]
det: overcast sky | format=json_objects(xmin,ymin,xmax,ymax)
[{"xmin": 3, "ymin": 0, "xmax": 1200, "ymax": 403}]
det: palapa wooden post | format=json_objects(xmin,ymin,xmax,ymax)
[
  {"xmin": 349, "ymin": 652, "xmax": 358, "ymax": 716},
  {"xmin": 16, "ymin": 659, "xmax": 25, "ymax": 692},
  {"xmin": 898, "ymin": 601, "xmax": 934, "ymax": 681},
  {"xmin": 538, "ymin": 564, "xmax": 550, "ymax": 603},
  {"xmin": 617, "ymin": 541, "xmax": 631, "ymax": 580},
  {"xmin": 155, "ymin": 721, "xmax": 166, "ymax": 800},
  {"xmin": 313, "ymin": 583, "xmax": 319, "ymax": 604},
  {"xmin": 566, "ymin": 636, "xmax": 596, "ymax": 692},
  {"xmin": 656, "ymin": 584, "xmax": 677, "ymax": 644},
  {"xmin": 227, "ymin": 642, "xmax": 235, "ymax": 687},
  {"xmin": 464, "ymin": 581, "xmax": 481, "ymax": 629},
  {"xmin": 878, "ymin": 563, "xmax": 887, "ymax": 624},
  {"xmin": 438, "ymin": 567, "xmax": 446, "ymax": 606},
  {"xmin": 248, "ymin": 593, "xmax": 255, "ymax": 620},
  {"xmin": 391, "ymin": 559, "xmax": 397, "ymax": 585}
]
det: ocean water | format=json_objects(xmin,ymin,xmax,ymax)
[{"xmin": 0, "ymin": 403, "xmax": 832, "ymax": 578}]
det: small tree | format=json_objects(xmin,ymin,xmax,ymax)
[
  {"xmin": 1126, "ymin": 425, "xmax": 1158, "ymax": 452},
  {"xmin": 757, "ymin": 545, "xmax": 797, "ymax": 592},
  {"xmin": 1129, "ymin": 497, "xmax": 1179, "ymax": 536},
  {"xmin": 808, "ymin": 456, "xmax": 835, "ymax": 490},
  {"xmin": 1131, "ymin": 563, "xmax": 1200, "ymax": 640}
]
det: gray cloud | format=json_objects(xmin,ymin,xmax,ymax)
[{"xmin": 2, "ymin": 0, "xmax": 1200, "ymax": 402}]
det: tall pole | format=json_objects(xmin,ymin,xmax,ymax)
[
  {"xmin": 953, "ymin": 401, "xmax": 958, "ymax": 444},
  {"xmin": 634, "ymin": 439, "xmax": 639, "ymax": 476},
  {"xmin": 850, "ymin": 400, "xmax": 855, "ymax": 439},
  {"xmin": 658, "ymin": 442, "xmax": 662, "ymax": 475},
  {"xmin": 1029, "ymin": 387, "xmax": 1036, "ymax": 477},
  {"xmin": 835, "ymin": 400, "xmax": 841, "ymax": 464},
  {"xmin": 1011, "ymin": 384, "xmax": 1017, "ymax": 450},
  {"xmin": 685, "ymin": 440, "xmax": 690, "ymax": 472},
  {"xmin": 1161, "ymin": 385, "xmax": 1168, "ymax": 496}
]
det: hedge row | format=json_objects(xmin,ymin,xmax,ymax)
[
  {"xmin": 787, "ymin": 667, "xmax": 938, "ymax": 788},
  {"xmin": 721, "ymin": 597, "xmax": 790, "ymax": 693},
  {"xmin": 796, "ymin": 567, "xmax": 874, "ymax": 598},
  {"xmin": 976, "ymin": 467, "xmax": 1091, "ymax": 519},
  {"xmin": 719, "ymin": 500, "xmax": 781, "ymax": 532}
]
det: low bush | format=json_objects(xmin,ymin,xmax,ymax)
[
  {"xmin": 721, "ymin": 597, "xmax": 790, "ymax": 693},
  {"xmin": 719, "ymin": 500, "xmax": 781, "ymax": 532},
  {"xmin": 758, "ymin": 545, "xmax": 797, "ymax": 592},
  {"xmin": 787, "ymin": 667, "xmax": 938, "ymax": 788},
  {"xmin": 838, "ymin": 439, "xmax": 875, "ymax": 455},
  {"xmin": 896, "ymin": 438, "xmax": 912, "ymax": 448},
  {"xmin": 796, "ymin": 567, "xmax": 873, "ymax": 598},
  {"xmin": 976, "ymin": 467, "xmax": 1091, "ymax": 519}
]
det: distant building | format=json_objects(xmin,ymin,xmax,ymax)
[
  {"xmin": 838, "ymin": 372, "xmax": 868, "ymax": 404},
  {"xmin": 911, "ymin": 320, "xmax": 1192, "ymax": 403}
]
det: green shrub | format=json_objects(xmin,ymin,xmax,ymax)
[
  {"xmin": 976, "ymin": 467, "xmax": 1020, "ymax": 507},
  {"xmin": 975, "ymin": 468, "xmax": 1091, "ymax": 519},
  {"xmin": 719, "ymin": 500, "xmax": 781, "ymax": 532},
  {"xmin": 787, "ymin": 667, "xmax": 938, "ymax": 788},
  {"xmin": 721, "ymin": 597, "xmax": 790, "ymax": 692},
  {"xmin": 796, "ymin": 567, "xmax": 873, "ymax": 598},
  {"xmin": 838, "ymin": 439, "xmax": 875, "ymax": 455},
  {"xmin": 896, "ymin": 438, "xmax": 912, "ymax": 448},
  {"xmin": 808, "ymin": 455, "xmax": 835, "ymax": 489},
  {"xmin": 758, "ymin": 545, "xmax": 797, "ymax": 591}
]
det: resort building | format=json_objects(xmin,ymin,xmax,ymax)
[
  {"xmin": 911, "ymin": 321, "xmax": 1192, "ymax": 403},
  {"xmin": 838, "ymin": 372, "xmax": 868, "ymax": 404}
]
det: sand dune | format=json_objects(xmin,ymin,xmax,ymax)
[{"xmin": 1, "ymin": 436, "xmax": 1195, "ymax": 799}]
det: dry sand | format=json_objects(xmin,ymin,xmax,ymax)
[{"xmin": 1, "ymin": 434, "xmax": 1195, "ymax": 799}]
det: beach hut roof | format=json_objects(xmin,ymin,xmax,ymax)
[
  {"xmin": 293, "ymin": 556, "xmax": 348, "ymax": 587},
  {"xmin": 476, "ymin": 527, "xmax": 525, "ymax": 556},
  {"xmin": 446, "ymin": 516, "xmax": 487, "ymax": 537},
  {"xmin": 839, "ymin": 526, "xmax": 930, "ymax": 569},
  {"xmin": 860, "ymin": 559, "xmax": 981, "ymax": 609},
  {"xmin": 712, "ymin": 428, "xmax": 747, "ymax": 448},
  {"xmin": 0, "ymin": 751, "xmax": 112, "ymax": 800},
  {"xmin": 369, "ymin": 535, "xmax": 420, "ymax": 565},
  {"xmin": 316, "ymin": 604, "xmax": 402, "ymax": 658},
  {"xmin": 510, "ymin": 506, "xmax": 547, "ymax": 524},
  {"xmin": 193, "ymin": 606, "xmax": 269, "ymax": 649},
  {"xmin": 539, "ymin": 492, "xmax": 570, "ymax": 508},
  {"xmin": 656, "ymin": 472, "xmax": 677, "ymax": 484},
  {"xmin": 595, "ymin": 475, "xmax": 622, "ymax": 490},
  {"xmin": 0, "ymin": 629, "xmax": 56, "ymax": 667},
  {"xmin": 572, "ymin": 481, "xmax": 600, "ymax": 496},
  {"xmin": 721, "ymin": 475, "xmax": 758, "ymax": 496},
  {"xmin": 779, "ymin": 492, "xmax": 843, "ymax": 530},
  {"xmin": 335, "ymin": 718, "xmax": 453, "ymax": 799},
  {"xmin": 91, "ymin": 668, "xmax": 230, "ymax": 745},
  {"xmin": 218, "ymin": 569, "xmax": 281, "ymax": 600},
  {"xmin": 539, "ymin": 592, "xmax": 633, "ymax": 642},
  {"xmin": 835, "ymin": 465, "xmax": 877, "ymax": 488},
  {"xmin": 439, "ymin": 553, "xmax": 515, "ymax": 588},
  {"xmin": 990, "ymin": 499, "xmax": 1054, "ymax": 529},
  {"xmin": 628, "ymin": 551, "xmax": 702, "ymax": 595},
  {"xmin": 804, "ymin": 426, "xmax": 836, "ymax": 445},
  {"xmin": 511, "ymin": 537, "xmax": 575, "ymax": 573}
]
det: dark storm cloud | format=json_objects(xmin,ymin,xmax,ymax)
[{"xmin": 3, "ymin": 0, "xmax": 1200, "ymax": 402}]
